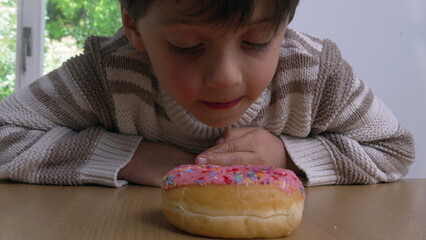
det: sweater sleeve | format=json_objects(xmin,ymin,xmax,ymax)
[
  {"xmin": 281, "ymin": 40, "xmax": 415, "ymax": 187},
  {"xmin": 0, "ymin": 55, "xmax": 141, "ymax": 187}
]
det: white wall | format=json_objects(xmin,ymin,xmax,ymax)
[{"xmin": 290, "ymin": 0, "xmax": 426, "ymax": 178}]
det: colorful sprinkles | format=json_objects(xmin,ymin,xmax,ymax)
[{"xmin": 161, "ymin": 165, "xmax": 304, "ymax": 195}]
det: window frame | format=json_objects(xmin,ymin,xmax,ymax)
[{"xmin": 15, "ymin": 0, "xmax": 46, "ymax": 89}]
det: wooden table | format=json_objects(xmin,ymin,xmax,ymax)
[{"xmin": 0, "ymin": 179, "xmax": 425, "ymax": 240}]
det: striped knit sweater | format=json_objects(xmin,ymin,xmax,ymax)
[{"xmin": 0, "ymin": 28, "xmax": 415, "ymax": 187}]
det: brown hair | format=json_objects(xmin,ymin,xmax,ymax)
[{"xmin": 120, "ymin": 0, "xmax": 299, "ymax": 31}]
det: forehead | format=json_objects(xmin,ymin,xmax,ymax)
[{"xmin": 144, "ymin": 0, "xmax": 277, "ymax": 29}]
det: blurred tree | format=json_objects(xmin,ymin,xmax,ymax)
[
  {"xmin": 0, "ymin": 0, "xmax": 122, "ymax": 100},
  {"xmin": 43, "ymin": 0, "xmax": 122, "ymax": 73},
  {"xmin": 46, "ymin": 0, "xmax": 122, "ymax": 48},
  {"xmin": 0, "ymin": 0, "xmax": 17, "ymax": 100}
]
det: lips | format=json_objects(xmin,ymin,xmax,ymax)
[{"xmin": 202, "ymin": 98, "xmax": 242, "ymax": 110}]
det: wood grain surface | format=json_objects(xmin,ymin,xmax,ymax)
[{"xmin": 0, "ymin": 179, "xmax": 425, "ymax": 240}]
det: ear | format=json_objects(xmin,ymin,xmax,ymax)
[{"xmin": 121, "ymin": 5, "xmax": 146, "ymax": 51}]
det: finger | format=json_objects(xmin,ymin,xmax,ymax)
[
  {"xmin": 200, "ymin": 136, "xmax": 255, "ymax": 156},
  {"xmin": 196, "ymin": 151, "xmax": 255, "ymax": 166},
  {"xmin": 217, "ymin": 127, "xmax": 256, "ymax": 144}
]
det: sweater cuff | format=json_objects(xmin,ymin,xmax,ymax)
[
  {"xmin": 280, "ymin": 135, "xmax": 338, "ymax": 186},
  {"xmin": 79, "ymin": 131, "xmax": 142, "ymax": 187}
]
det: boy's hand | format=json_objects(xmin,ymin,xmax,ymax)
[
  {"xmin": 118, "ymin": 142, "xmax": 195, "ymax": 187},
  {"xmin": 195, "ymin": 128, "xmax": 289, "ymax": 168}
]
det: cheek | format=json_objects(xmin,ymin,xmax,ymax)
[
  {"xmin": 246, "ymin": 55, "xmax": 279, "ymax": 96},
  {"xmin": 153, "ymin": 61, "xmax": 200, "ymax": 102},
  {"xmin": 142, "ymin": 33, "xmax": 202, "ymax": 105}
]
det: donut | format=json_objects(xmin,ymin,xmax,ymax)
[{"xmin": 161, "ymin": 165, "xmax": 305, "ymax": 238}]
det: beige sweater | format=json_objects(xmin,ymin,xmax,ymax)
[{"xmin": 0, "ymin": 28, "xmax": 415, "ymax": 187}]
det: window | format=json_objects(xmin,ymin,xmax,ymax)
[
  {"xmin": 0, "ymin": 0, "xmax": 17, "ymax": 100},
  {"xmin": 43, "ymin": 0, "xmax": 122, "ymax": 74},
  {"xmin": 0, "ymin": 0, "xmax": 121, "ymax": 100}
]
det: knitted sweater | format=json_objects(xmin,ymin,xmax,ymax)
[{"xmin": 0, "ymin": 28, "xmax": 415, "ymax": 187}]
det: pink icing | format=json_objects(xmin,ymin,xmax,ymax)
[{"xmin": 161, "ymin": 165, "xmax": 304, "ymax": 195}]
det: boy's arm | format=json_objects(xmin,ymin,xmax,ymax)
[
  {"xmin": 0, "ymin": 62, "xmax": 141, "ymax": 187},
  {"xmin": 118, "ymin": 142, "xmax": 196, "ymax": 187},
  {"xmin": 281, "ymin": 40, "xmax": 415, "ymax": 187}
]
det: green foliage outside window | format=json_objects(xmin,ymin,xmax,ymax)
[
  {"xmin": 46, "ymin": 0, "xmax": 122, "ymax": 48},
  {"xmin": 0, "ymin": 0, "xmax": 122, "ymax": 100},
  {"xmin": 0, "ymin": 0, "xmax": 17, "ymax": 100}
]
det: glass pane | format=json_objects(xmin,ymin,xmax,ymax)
[
  {"xmin": 0, "ymin": 0, "xmax": 17, "ymax": 100},
  {"xmin": 43, "ymin": 0, "xmax": 122, "ymax": 74}
]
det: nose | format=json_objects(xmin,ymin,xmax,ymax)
[{"xmin": 204, "ymin": 50, "xmax": 242, "ymax": 89}]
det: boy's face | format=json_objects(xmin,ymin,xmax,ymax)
[{"xmin": 128, "ymin": 0, "xmax": 287, "ymax": 128}]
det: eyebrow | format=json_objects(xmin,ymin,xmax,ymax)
[{"xmin": 159, "ymin": 16, "xmax": 274, "ymax": 27}]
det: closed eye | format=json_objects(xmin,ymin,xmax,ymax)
[
  {"xmin": 242, "ymin": 41, "xmax": 271, "ymax": 52},
  {"xmin": 168, "ymin": 43, "xmax": 204, "ymax": 55}
]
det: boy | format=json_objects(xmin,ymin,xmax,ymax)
[{"xmin": 0, "ymin": 0, "xmax": 415, "ymax": 187}]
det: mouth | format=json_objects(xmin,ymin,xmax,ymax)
[{"xmin": 202, "ymin": 97, "xmax": 242, "ymax": 110}]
